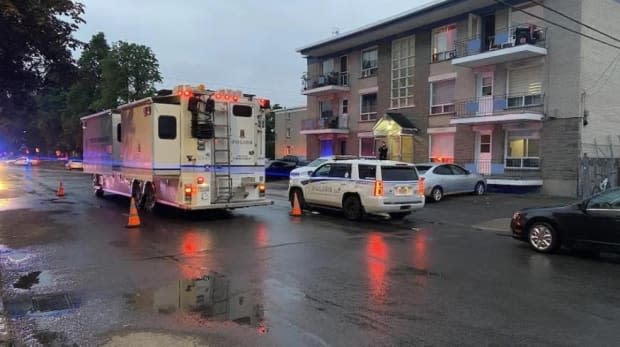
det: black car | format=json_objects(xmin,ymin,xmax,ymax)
[{"xmin": 511, "ymin": 187, "xmax": 620, "ymax": 253}]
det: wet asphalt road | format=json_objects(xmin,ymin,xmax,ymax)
[{"xmin": 1, "ymin": 164, "xmax": 620, "ymax": 346}]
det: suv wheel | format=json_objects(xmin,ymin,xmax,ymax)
[{"xmin": 343, "ymin": 195, "xmax": 364, "ymax": 221}]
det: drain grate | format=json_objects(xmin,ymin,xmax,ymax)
[{"xmin": 32, "ymin": 293, "xmax": 75, "ymax": 312}]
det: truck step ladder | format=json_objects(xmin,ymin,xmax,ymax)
[{"xmin": 213, "ymin": 105, "xmax": 232, "ymax": 203}]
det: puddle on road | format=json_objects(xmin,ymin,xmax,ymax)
[{"xmin": 126, "ymin": 272, "xmax": 265, "ymax": 332}]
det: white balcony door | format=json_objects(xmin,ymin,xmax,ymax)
[
  {"xmin": 476, "ymin": 72, "xmax": 494, "ymax": 115},
  {"xmin": 476, "ymin": 131, "xmax": 492, "ymax": 175}
]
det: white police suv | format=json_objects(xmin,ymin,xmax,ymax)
[{"xmin": 288, "ymin": 159, "xmax": 425, "ymax": 220}]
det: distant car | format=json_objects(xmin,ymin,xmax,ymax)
[
  {"xmin": 65, "ymin": 158, "xmax": 83, "ymax": 170},
  {"xmin": 511, "ymin": 187, "xmax": 620, "ymax": 254},
  {"xmin": 265, "ymin": 160, "xmax": 296, "ymax": 180},
  {"xmin": 289, "ymin": 155, "xmax": 358, "ymax": 179},
  {"xmin": 414, "ymin": 163, "xmax": 486, "ymax": 202},
  {"xmin": 280, "ymin": 155, "xmax": 308, "ymax": 166},
  {"xmin": 288, "ymin": 159, "xmax": 425, "ymax": 220},
  {"xmin": 11, "ymin": 156, "xmax": 31, "ymax": 166}
]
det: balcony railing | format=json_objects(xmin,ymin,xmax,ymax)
[
  {"xmin": 302, "ymin": 72, "xmax": 349, "ymax": 92},
  {"xmin": 455, "ymin": 24, "xmax": 547, "ymax": 59},
  {"xmin": 301, "ymin": 115, "xmax": 349, "ymax": 131},
  {"xmin": 453, "ymin": 93, "xmax": 545, "ymax": 118}
]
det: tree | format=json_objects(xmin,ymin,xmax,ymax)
[
  {"xmin": 99, "ymin": 41, "xmax": 162, "ymax": 106},
  {"xmin": 0, "ymin": 0, "xmax": 84, "ymax": 118}
]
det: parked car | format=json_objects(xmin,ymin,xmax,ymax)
[
  {"xmin": 280, "ymin": 155, "xmax": 308, "ymax": 167},
  {"xmin": 511, "ymin": 187, "xmax": 620, "ymax": 254},
  {"xmin": 414, "ymin": 163, "xmax": 486, "ymax": 202},
  {"xmin": 65, "ymin": 158, "xmax": 84, "ymax": 170},
  {"xmin": 265, "ymin": 160, "xmax": 296, "ymax": 180},
  {"xmin": 288, "ymin": 159, "xmax": 425, "ymax": 220},
  {"xmin": 289, "ymin": 155, "xmax": 358, "ymax": 179}
]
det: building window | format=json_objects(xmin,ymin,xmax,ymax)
[
  {"xmin": 322, "ymin": 59, "xmax": 334, "ymax": 74},
  {"xmin": 360, "ymin": 138, "xmax": 376, "ymax": 158},
  {"xmin": 319, "ymin": 101, "xmax": 333, "ymax": 118},
  {"xmin": 360, "ymin": 93, "xmax": 378, "ymax": 121},
  {"xmin": 506, "ymin": 131, "xmax": 540, "ymax": 168},
  {"xmin": 391, "ymin": 35, "xmax": 415, "ymax": 108},
  {"xmin": 432, "ymin": 24, "xmax": 457, "ymax": 63},
  {"xmin": 286, "ymin": 145, "xmax": 292, "ymax": 155},
  {"xmin": 286, "ymin": 128, "xmax": 291, "ymax": 138},
  {"xmin": 341, "ymin": 99, "xmax": 348, "ymax": 114},
  {"xmin": 361, "ymin": 48, "xmax": 378, "ymax": 78},
  {"xmin": 429, "ymin": 133, "xmax": 455, "ymax": 163},
  {"xmin": 430, "ymin": 80, "xmax": 455, "ymax": 115}
]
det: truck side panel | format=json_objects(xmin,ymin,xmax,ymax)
[
  {"xmin": 152, "ymin": 103, "xmax": 181, "ymax": 174},
  {"xmin": 83, "ymin": 112, "xmax": 116, "ymax": 175},
  {"xmin": 121, "ymin": 104, "xmax": 154, "ymax": 180}
]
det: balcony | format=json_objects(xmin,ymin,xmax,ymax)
[
  {"xmin": 452, "ymin": 25, "xmax": 547, "ymax": 68},
  {"xmin": 301, "ymin": 72, "xmax": 350, "ymax": 96},
  {"xmin": 300, "ymin": 114, "xmax": 349, "ymax": 135},
  {"xmin": 450, "ymin": 93, "xmax": 544, "ymax": 125}
]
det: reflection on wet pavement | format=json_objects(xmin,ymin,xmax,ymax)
[{"xmin": 127, "ymin": 272, "xmax": 265, "ymax": 331}]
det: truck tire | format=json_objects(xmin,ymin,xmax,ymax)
[{"xmin": 141, "ymin": 182, "xmax": 156, "ymax": 212}]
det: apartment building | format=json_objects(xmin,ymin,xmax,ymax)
[
  {"xmin": 297, "ymin": 0, "xmax": 620, "ymax": 197},
  {"xmin": 274, "ymin": 106, "xmax": 308, "ymax": 159}
]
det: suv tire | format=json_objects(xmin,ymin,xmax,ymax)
[{"xmin": 343, "ymin": 195, "xmax": 364, "ymax": 221}]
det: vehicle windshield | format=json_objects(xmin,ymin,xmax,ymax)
[
  {"xmin": 381, "ymin": 166, "xmax": 419, "ymax": 181},
  {"xmin": 415, "ymin": 165, "xmax": 432, "ymax": 174},
  {"xmin": 307, "ymin": 158, "xmax": 328, "ymax": 167}
]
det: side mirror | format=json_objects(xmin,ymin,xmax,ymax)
[
  {"xmin": 307, "ymin": 170, "xmax": 313, "ymax": 176},
  {"xmin": 579, "ymin": 199, "xmax": 589, "ymax": 211}
]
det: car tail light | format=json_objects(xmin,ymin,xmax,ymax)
[
  {"xmin": 184, "ymin": 184, "xmax": 193, "ymax": 201},
  {"xmin": 373, "ymin": 180, "xmax": 384, "ymax": 196},
  {"xmin": 197, "ymin": 176, "xmax": 205, "ymax": 185},
  {"xmin": 258, "ymin": 183, "xmax": 266, "ymax": 196},
  {"xmin": 418, "ymin": 177, "xmax": 425, "ymax": 196}
]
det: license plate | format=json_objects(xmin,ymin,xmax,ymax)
[{"xmin": 394, "ymin": 185, "xmax": 412, "ymax": 196}]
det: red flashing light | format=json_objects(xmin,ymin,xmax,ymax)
[
  {"xmin": 197, "ymin": 176, "xmax": 205, "ymax": 184},
  {"xmin": 232, "ymin": 96, "xmax": 239, "ymax": 102},
  {"xmin": 258, "ymin": 98, "xmax": 270, "ymax": 109}
]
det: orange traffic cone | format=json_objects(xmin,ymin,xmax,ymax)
[
  {"xmin": 290, "ymin": 192, "xmax": 302, "ymax": 217},
  {"xmin": 56, "ymin": 181, "xmax": 65, "ymax": 197},
  {"xmin": 126, "ymin": 197, "xmax": 141, "ymax": 228}
]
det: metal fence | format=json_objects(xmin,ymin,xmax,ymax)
[{"xmin": 579, "ymin": 139, "xmax": 620, "ymax": 197}]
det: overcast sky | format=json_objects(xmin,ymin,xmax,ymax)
[{"xmin": 75, "ymin": 0, "xmax": 429, "ymax": 107}]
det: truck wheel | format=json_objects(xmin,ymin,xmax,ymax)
[
  {"xmin": 131, "ymin": 181, "xmax": 143, "ymax": 203},
  {"xmin": 141, "ymin": 182, "xmax": 156, "ymax": 212},
  {"xmin": 93, "ymin": 175, "xmax": 104, "ymax": 198}
]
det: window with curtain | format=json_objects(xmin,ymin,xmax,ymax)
[
  {"xmin": 430, "ymin": 80, "xmax": 456, "ymax": 114},
  {"xmin": 361, "ymin": 48, "xmax": 378, "ymax": 77},
  {"xmin": 506, "ymin": 131, "xmax": 540, "ymax": 168},
  {"xmin": 360, "ymin": 93, "xmax": 378, "ymax": 121},
  {"xmin": 432, "ymin": 24, "xmax": 457, "ymax": 63},
  {"xmin": 429, "ymin": 133, "xmax": 455, "ymax": 163}
]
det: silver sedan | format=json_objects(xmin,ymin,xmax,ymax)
[{"xmin": 414, "ymin": 163, "xmax": 487, "ymax": 202}]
